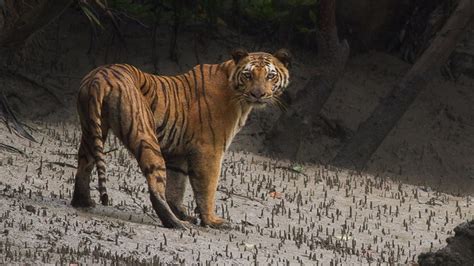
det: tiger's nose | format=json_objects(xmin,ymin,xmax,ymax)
[{"xmin": 250, "ymin": 90, "xmax": 267, "ymax": 99}]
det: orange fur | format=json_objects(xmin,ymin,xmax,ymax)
[{"xmin": 71, "ymin": 49, "xmax": 291, "ymax": 229}]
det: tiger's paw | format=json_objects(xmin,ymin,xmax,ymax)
[
  {"xmin": 182, "ymin": 215, "xmax": 198, "ymax": 225},
  {"xmin": 162, "ymin": 218, "xmax": 188, "ymax": 230},
  {"xmin": 169, "ymin": 204, "xmax": 198, "ymax": 224},
  {"xmin": 100, "ymin": 193, "xmax": 109, "ymax": 206},
  {"xmin": 71, "ymin": 194, "xmax": 96, "ymax": 208},
  {"xmin": 200, "ymin": 215, "xmax": 231, "ymax": 229}
]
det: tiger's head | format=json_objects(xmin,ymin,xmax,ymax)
[{"xmin": 229, "ymin": 48, "xmax": 291, "ymax": 107}]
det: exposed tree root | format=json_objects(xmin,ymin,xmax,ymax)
[{"xmin": 0, "ymin": 92, "xmax": 36, "ymax": 142}]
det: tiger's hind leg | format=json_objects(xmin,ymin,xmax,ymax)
[
  {"xmin": 125, "ymin": 133, "xmax": 185, "ymax": 229},
  {"xmin": 108, "ymin": 87, "xmax": 185, "ymax": 229},
  {"xmin": 71, "ymin": 125, "xmax": 109, "ymax": 207},
  {"xmin": 73, "ymin": 79, "xmax": 110, "ymax": 207},
  {"xmin": 71, "ymin": 137, "xmax": 96, "ymax": 208}
]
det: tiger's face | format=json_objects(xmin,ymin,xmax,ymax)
[{"xmin": 229, "ymin": 48, "xmax": 291, "ymax": 107}]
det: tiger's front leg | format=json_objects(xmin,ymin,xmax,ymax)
[
  {"xmin": 165, "ymin": 159, "xmax": 198, "ymax": 224},
  {"xmin": 188, "ymin": 150, "xmax": 229, "ymax": 228}
]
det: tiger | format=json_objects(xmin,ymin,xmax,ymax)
[{"xmin": 71, "ymin": 48, "xmax": 291, "ymax": 229}]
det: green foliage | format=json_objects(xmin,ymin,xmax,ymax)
[
  {"xmin": 110, "ymin": 0, "xmax": 154, "ymax": 17},
  {"xmin": 200, "ymin": 0, "xmax": 220, "ymax": 26},
  {"xmin": 108, "ymin": 0, "xmax": 157, "ymax": 22},
  {"xmin": 235, "ymin": 0, "xmax": 320, "ymax": 45},
  {"xmin": 243, "ymin": 0, "xmax": 289, "ymax": 22}
]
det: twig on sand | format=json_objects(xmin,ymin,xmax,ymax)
[
  {"xmin": 104, "ymin": 148, "xmax": 118, "ymax": 154},
  {"xmin": 275, "ymin": 165, "xmax": 309, "ymax": 177},
  {"xmin": 218, "ymin": 186, "xmax": 264, "ymax": 204},
  {"xmin": 129, "ymin": 194, "xmax": 160, "ymax": 224},
  {"xmin": 0, "ymin": 142, "xmax": 25, "ymax": 155}
]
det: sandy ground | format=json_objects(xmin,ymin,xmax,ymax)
[{"xmin": 0, "ymin": 122, "xmax": 472, "ymax": 264}]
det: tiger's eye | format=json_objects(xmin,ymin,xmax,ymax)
[
  {"xmin": 243, "ymin": 72, "xmax": 252, "ymax": 79},
  {"xmin": 267, "ymin": 73, "xmax": 276, "ymax": 80}
]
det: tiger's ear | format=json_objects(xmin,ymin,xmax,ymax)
[
  {"xmin": 273, "ymin": 49, "xmax": 291, "ymax": 68},
  {"xmin": 231, "ymin": 48, "xmax": 249, "ymax": 63}
]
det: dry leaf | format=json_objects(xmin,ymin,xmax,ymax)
[{"xmin": 269, "ymin": 191, "xmax": 284, "ymax": 199}]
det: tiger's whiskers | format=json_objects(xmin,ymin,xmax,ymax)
[{"xmin": 271, "ymin": 97, "xmax": 287, "ymax": 112}]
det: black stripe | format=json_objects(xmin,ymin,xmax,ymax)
[
  {"xmin": 176, "ymin": 76, "xmax": 190, "ymax": 110},
  {"xmin": 199, "ymin": 64, "xmax": 207, "ymax": 98},
  {"xmin": 136, "ymin": 139, "xmax": 163, "ymax": 162},
  {"xmin": 170, "ymin": 77, "xmax": 185, "ymax": 149},
  {"xmin": 157, "ymin": 77, "xmax": 169, "ymax": 106},
  {"xmin": 185, "ymin": 130, "xmax": 195, "ymax": 146},
  {"xmin": 157, "ymin": 106, "xmax": 170, "ymax": 137},
  {"xmin": 199, "ymin": 64, "xmax": 216, "ymax": 146},
  {"xmin": 208, "ymin": 64, "xmax": 214, "ymax": 79},
  {"xmin": 150, "ymin": 91, "xmax": 159, "ymax": 111},
  {"xmin": 101, "ymin": 73, "xmax": 115, "ymax": 89},
  {"xmin": 123, "ymin": 93, "xmax": 136, "ymax": 146},
  {"xmin": 160, "ymin": 77, "xmax": 177, "ymax": 145},
  {"xmin": 141, "ymin": 76, "xmax": 151, "ymax": 96},
  {"xmin": 191, "ymin": 68, "xmax": 203, "ymax": 126},
  {"xmin": 182, "ymin": 73, "xmax": 194, "ymax": 101},
  {"xmin": 135, "ymin": 97, "xmax": 147, "ymax": 136},
  {"xmin": 170, "ymin": 77, "xmax": 182, "ymax": 104},
  {"xmin": 164, "ymin": 77, "xmax": 180, "ymax": 150},
  {"xmin": 113, "ymin": 64, "xmax": 133, "ymax": 75},
  {"xmin": 215, "ymin": 63, "xmax": 222, "ymax": 74},
  {"xmin": 109, "ymin": 68, "xmax": 127, "ymax": 80},
  {"xmin": 116, "ymin": 88, "xmax": 125, "ymax": 142},
  {"xmin": 175, "ymin": 92, "xmax": 187, "ymax": 148},
  {"xmin": 143, "ymin": 163, "xmax": 166, "ymax": 176},
  {"xmin": 130, "ymin": 65, "xmax": 142, "ymax": 84}
]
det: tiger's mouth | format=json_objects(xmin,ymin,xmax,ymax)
[
  {"xmin": 245, "ymin": 96, "xmax": 271, "ymax": 105},
  {"xmin": 243, "ymin": 94, "xmax": 287, "ymax": 111}
]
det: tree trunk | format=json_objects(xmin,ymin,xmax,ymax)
[
  {"xmin": 267, "ymin": 0, "xmax": 349, "ymax": 158},
  {"xmin": 332, "ymin": 0, "xmax": 474, "ymax": 170}
]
